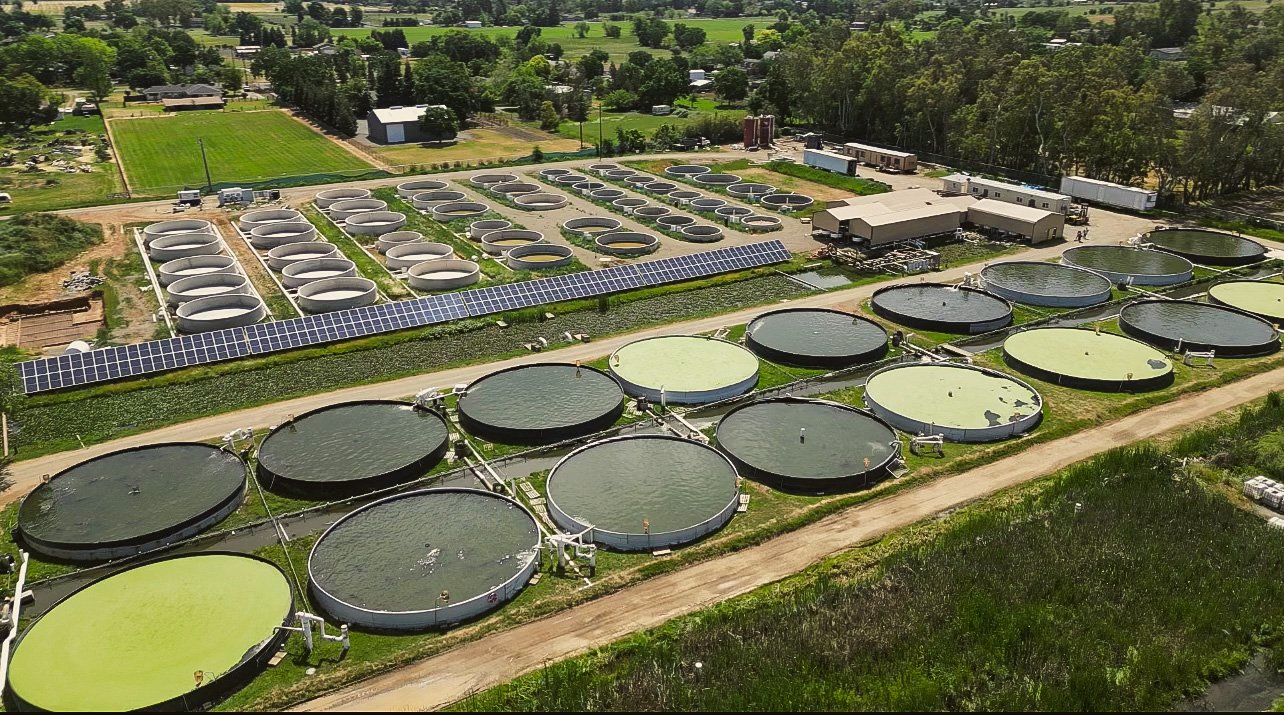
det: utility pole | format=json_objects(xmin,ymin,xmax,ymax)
[{"xmin": 198, "ymin": 138, "xmax": 213, "ymax": 193}]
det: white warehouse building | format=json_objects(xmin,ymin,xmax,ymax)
[{"xmin": 942, "ymin": 174, "xmax": 1072, "ymax": 214}]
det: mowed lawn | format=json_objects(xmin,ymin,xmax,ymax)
[{"xmin": 110, "ymin": 110, "xmax": 374, "ymax": 193}]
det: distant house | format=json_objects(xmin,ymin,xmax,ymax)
[
  {"xmin": 463, "ymin": 20, "xmax": 482, "ymax": 28},
  {"xmin": 367, "ymin": 104, "xmax": 449, "ymax": 144},
  {"xmin": 1149, "ymin": 47, "xmax": 1186, "ymax": 62},
  {"xmin": 163, "ymin": 96, "xmax": 226, "ymax": 111},
  {"xmin": 141, "ymin": 84, "xmax": 221, "ymax": 101}
]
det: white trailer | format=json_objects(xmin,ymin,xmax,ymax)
[
  {"xmin": 1059, "ymin": 176, "xmax": 1158, "ymax": 211},
  {"xmin": 804, "ymin": 148, "xmax": 858, "ymax": 176}
]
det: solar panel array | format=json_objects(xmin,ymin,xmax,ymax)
[{"xmin": 18, "ymin": 240, "xmax": 790, "ymax": 394}]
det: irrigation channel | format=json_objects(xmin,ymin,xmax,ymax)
[{"xmin": 10, "ymin": 258, "xmax": 1283, "ymax": 709}]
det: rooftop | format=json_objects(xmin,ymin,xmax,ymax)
[
  {"xmin": 370, "ymin": 104, "xmax": 448, "ymax": 124},
  {"xmin": 968, "ymin": 176, "xmax": 1068, "ymax": 202},
  {"xmin": 969, "ymin": 198, "xmax": 1061, "ymax": 222}
]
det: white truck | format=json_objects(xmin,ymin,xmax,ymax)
[
  {"xmin": 804, "ymin": 148, "xmax": 859, "ymax": 176},
  {"xmin": 1059, "ymin": 175, "xmax": 1158, "ymax": 211}
]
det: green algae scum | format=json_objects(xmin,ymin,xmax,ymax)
[
  {"xmin": 255, "ymin": 400, "xmax": 449, "ymax": 497},
  {"xmin": 457, "ymin": 363, "xmax": 625, "ymax": 445},
  {"xmin": 1003, "ymin": 327, "xmax": 1174, "ymax": 391},
  {"xmin": 609, "ymin": 335, "xmax": 760, "ymax": 404},
  {"xmin": 1207, "ymin": 280, "xmax": 1284, "ymax": 323},
  {"xmin": 979, "ymin": 261, "xmax": 1113, "ymax": 308},
  {"xmin": 18, "ymin": 443, "xmax": 246, "ymax": 562},
  {"xmin": 6, "ymin": 553, "xmax": 293, "ymax": 712},
  {"xmin": 1118, "ymin": 299, "xmax": 1280, "ymax": 357},
  {"xmin": 863, "ymin": 362, "xmax": 1042, "ymax": 442},
  {"xmin": 1144, "ymin": 228, "xmax": 1266, "ymax": 266},
  {"xmin": 744, "ymin": 308, "xmax": 888, "ymax": 369},
  {"xmin": 870, "ymin": 283, "xmax": 1013, "ymax": 334},
  {"xmin": 715, "ymin": 397, "xmax": 899, "ymax": 492},
  {"xmin": 308, "ymin": 488, "xmax": 540, "ymax": 630},
  {"xmin": 545, "ymin": 435, "xmax": 740, "ymax": 550}
]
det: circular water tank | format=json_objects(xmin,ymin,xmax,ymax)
[
  {"xmin": 176, "ymin": 294, "xmax": 266, "ymax": 332},
  {"xmin": 680, "ymin": 225, "xmax": 724, "ymax": 242},
  {"xmin": 691, "ymin": 197, "xmax": 727, "ymax": 211},
  {"xmin": 727, "ymin": 183, "xmax": 776, "ymax": 200},
  {"xmin": 297, "ymin": 276, "xmax": 377, "ymax": 313},
  {"xmin": 142, "ymin": 219, "xmax": 213, "ymax": 245},
  {"xmin": 656, "ymin": 214, "xmax": 696, "ymax": 230},
  {"xmin": 329, "ymin": 199, "xmax": 387, "ymax": 220},
  {"xmin": 491, "ymin": 182, "xmax": 539, "ymax": 196},
  {"xmin": 759, "ymin": 193, "xmax": 814, "ymax": 210},
  {"xmin": 741, "ymin": 215, "xmax": 783, "ymax": 232},
  {"xmin": 554, "ymin": 174, "xmax": 590, "ymax": 186},
  {"xmin": 665, "ymin": 164, "xmax": 711, "ymax": 178},
  {"xmin": 157, "ymin": 255, "xmax": 236, "ymax": 286},
  {"xmin": 588, "ymin": 163, "xmax": 620, "ymax": 174},
  {"xmin": 716, "ymin": 205, "xmax": 752, "ymax": 222},
  {"xmin": 315, "ymin": 187, "xmax": 370, "ymax": 208},
  {"xmin": 281, "ymin": 257, "xmax": 356, "ymax": 288},
  {"xmin": 470, "ymin": 172, "xmax": 519, "ymax": 188},
  {"xmin": 375, "ymin": 230, "xmax": 424, "ymax": 253},
  {"xmin": 642, "ymin": 181, "xmax": 679, "ymax": 195},
  {"xmin": 408, "ymin": 259, "xmax": 480, "ymax": 290},
  {"xmin": 507, "ymin": 243, "xmax": 573, "ymax": 270},
  {"xmin": 590, "ymin": 188, "xmax": 626, "ymax": 201},
  {"xmin": 148, "ymin": 232, "xmax": 222, "ymax": 261},
  {"xmin": 538, "ymin": 167, "xmax": 571, "ymax": 179},
  {"xmin": 237, "ymin": 208, "xmax": 301, "ymax": 232},
  {"xmin": 411, "ymin": 190, "xmax": 466, "ymax": 209},
  {"xmin": 385, "ymin": 241, "xmax": 452, "ymax": 269},
  {"xmin": 694, "ymin": 173, "xmax": 741, "ymax": 186},
  {"xmin": 668, "ymin": 190, "xmax": 702, "ymax": 204},
  {"xmin": 624, "ymin": 175, "xmax": 653, "ymax": 188},
  {"xmin": 395, "ymin": 179, "xmax": 446, "ymax": 198},
  {"xmin": 562, "ymin": 216, "xmax": 622, "ymax": 236},
  {"xmin": 469, "ymin": 219, "xmax": 512, "ymax": 240},
  {"xmin": 166, "ymin": 272, "xmax": 251, "ymax": 306},
  {"xmin": 634, "ymin": 205, "xmax": 672, "ymax": 220},
  {"xmin": 613, "ymin": 197, "xmax": 648, "ymax": 213},
  {"xmin": 595, "ymin": 231, "xmax": 659, "ymax": 257},
  {"xmin": 431, "ymin": 201, "xmax": 489, "ymax": 222},
  {"xmin": 573, "ymin": 181, "xmax": 606, "ymax": 194},
  {"xmin": 248, "ymin": 221, "xmax": 316, "ymax": 248},
  {"xmin": 605, "ymin": 169, "xmax": 636, "ymax": 181},
  {"xmin": 481, "ymin": 229, "xmax": 545, "ymax": 255},
  {"xmin": 513, "ymin": 192, "xmax": 569, "ymax": 210},
  {"xmin": 267, "ymin": 241, "xmax": 339, "ymax": 271},
  {"xmin": 344, "ymin": 211, "xmax": 407, "ymax": 236}
]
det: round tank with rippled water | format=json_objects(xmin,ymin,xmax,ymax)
[
  {"xmin": 1207, "ymin": 280, "xmax": 1284, "ymax": 323},
  {"xmin": 431, "ymin": 201, "xmax": 489, "ymax": 222},
  {"xmin": 307, "ymin": 488, "xmax": 539, "ymax": 630},
  {"xmin": 6, "ymin": 553, "xmax": 293, "ymax": 712},
  {"xmin": 547, "ymin": 435, "xmax": 739, "ymax": 550},
  {"xmin": 267, "ymin": 241, "xmax": 338, "ymax": 271},
  {"xmin": 1061, "ymin": 246, "xmax": 1193, "ymax": 286},
  {"xmin": 142, "ymin": 219, "xmax": 213, "ymax": 245},
  {"xmin": 376, "ymin": 230, "xmax": 425, "ymax": 253},
  {"xmin": 166, "ymin": 272, "xmax": 251, "ymax": 306},
  {"xmin": 716, "ymin": 398, "xmax": 899, "ymax": 492},
  {"xmin": 610, "ymin": 335, "xmax": 759, "ymax": 404},
  {"xmin": 595, "ymin": 232, "xmax": 659, "ymax": 256},
  {"xmin": 395, "ymin": 179, "xmax": 447, "ymax": 198},
  {"xmin": 863, "ymin": 362, "xmax": 1043, "ymax": 442},
  {"xmin": 345, "ymin": 211, "xmax": 406, "ymax": 236},
  {"xmin": 281, "ymin": 257, "xmax": 356, "ymax": 288},
  {"xmin": 562, "ymin": 216, "xmax": 622, "ymax": 236},
  {"xmin": 297, "ymin": 276, "xmax": 377, "ymax": 313},
  {"xmin": 871, "ymin": 283, "xmax": 1013, "ymax": 334},
  {"xmin": 458, "ymin": 362, "xmax": 625, "ymax": 445},
  {"xmin": 408, "ymin": 259, "xmax": 480, "ymax": 290},
  {"xmin": 1144, "ymin": 228, "xmax": 1267, "ymax": 266},
  {"xmin": 1002, "ymin": 327, "xmax": 1174, "ymax": 391},
  {"xmin": 469, "ymin": 219, "xmax": 511, "ymax": 239},
  {"xmin": 328, "ymin": 199, "xmax": 387, "ymax": 221},
  {"xmin": 158, "ymin": 254, "xmax": 235, "ymax": 286},
  {"xmin": 385, "ymin": 241, "xmax": 452, "ymax": 269},
  {"xmin": 176, "ymin": 294, "xmax": 266, "ymax": 332},
  {"xmin": 256, "ymin": 401, "xmax": 449, "ymax": 496},
  {"xmin": 1119, "ymin": 299, "xmax": 1280, "ymax": 357},
  {"xmin": 18, "ymin": 443, "xmax": 246, "ymax": 562},
  {"xmin": 316, "ymin": 187, "xmax": 370, "ymax": 208},
  {"xmin": 248, "ymin": 221, "xmax": 316, "ymax": 249},
  {"xmin": 980, "ymin": 261, "xmax": 1112, "ymax": 307},
  {"xmin": 745, "ymin": 308, "xmax": 888, "ymax": 369},
  {"xmin": 148, "ymin": 232, "xmax": 222, "ymax": 261},
  {"xmin": 513, "ymin": 192, "xmax": 569, "ymax": 210},
  {"xmin": 481, "ymin": 229, "xmax": 545, "ymax": 255},
  {"xmin": 507, "ymin": 243, "xmax": 573, "ymax": 269},
  {"xmin": 412, "ymin": 190, "xmax": 466, "ymax": 209},
  {"xmin": 237, "ymin": 208, "xmax": 301, "ymax": 232}
]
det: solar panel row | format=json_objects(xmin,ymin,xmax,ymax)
[{"xmin": 17, "ymin": 240, "xmax": 790, "ymax": 394}]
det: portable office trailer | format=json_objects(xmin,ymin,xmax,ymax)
[
  {"xmin": 842, "ymin": 142, "xmax": 917, "ymax": 172},
  {"xmin": 960, "ymin": 176, "xmax": 1072, "ymax": 214},
  {"xmin": 804, "ymin": 149, "xmax": 859, "ymax": 175},
  {"xmin": 1059, "ymin": 176, "xmax": 1158, "ymax": 211}
]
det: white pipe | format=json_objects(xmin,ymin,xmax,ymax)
[{"xmin": 0, "ymin": 551, "xmax": 31, "ymax": 686}]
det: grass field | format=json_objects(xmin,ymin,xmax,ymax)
[
  {"xmin": 0, "ymin": 114, "xmax": 126, "ymax": 213},
  {"xmin": 109, "ymin": 110, "xmax": 375, "ymax": 194},
  {"xmin": 368, "ymin": 127, "xmax": 581, "ymax": 167}
]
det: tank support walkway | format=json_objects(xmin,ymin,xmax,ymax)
[{"xmin": 295, "ymin": 365, "xmax": 1284, "ymax": 712}]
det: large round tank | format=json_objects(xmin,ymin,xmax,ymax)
[
  {"xmin": 308, "ymin": 488, "xmax": 539, "ymax": 630},
  {"xmin": 17, "ymin": 443, "xmax": 245, "ymax": 562},
  {"xmin": 328, "ymin": 198, "xmax": 387, "ymax": 221},
  {"xmin": 604, "ymin": 169, "xmax": 636, "ymax": 181},
  {"xmin": 376, "ymin": 230, "xmax": 425, "ymax": 253},
  {"xmin": 590, "ymin": 188, "xmax": 626, "ymax": 201},
  {"xmin": 411, "ymin": 190, "xmax": 466, "ymax": 209},
  {"xmin": 281, "ymin": 257, "xmax": 356, "ymax": 288},
  {"xmin": 554, "ymin": 174, "xmax": 590, "ymax": 186},
  {"xmin": 690, "ymin": 197, "xmax": 726, "ymax": 212},
  {"xmin": 863, "ymin": 362, "xmax": 1043, "ymax": 442},
  {"xmin": 1061, "ymin": 246, "xmax": 1194, "ymax": 286},
  {"xmin": 6, "ymin": 553, "xmax": 292, "ymax": 712},
  {"xmin": 468, "ymin": 219, "xmax": 511, "ymax": 240},
  {"xmin": 481, "ymin": 229, "xmax": 545, "ymax": 255},
  {"xmin": 458, "ymin": 363, "xmax": 624, "ymax": 445},
  {"xmin": 297, "ymin": 276, "xmax": 377, "ymax": 313},
  {"xmin": 656, "ymin": 215, "xmax": 696, "ymax": 230},
  {"xmin": 385, "ymin": 241, "xmax": 452, "ymax": 269},
  {"xmin": 1118, "ymin": 299, "xmax": 1280, "ymax": 357},
  {"xmin": 612, "ymin": 197, "xmax": 648, "ymax": 213},
  {"xmin": 395, "ymin": 179, "xmax": 447, "ymax": 198},
  {"xmin": 563, "ymin": 216, "xmax": 622, "ymax": 236},
  {"xmin": 547, "ymin": 435, "xmax": 739, "ymax": 550},
  {"xmin": 610, "ymin": 335, "xmax": 759, "ymax": 404},
  {"xmin": 694, "ymin": 173, "xmax": 741, "ymax": 186},
  {"xmin": 871, "ymin": 283, "xmax": 1013, "ymax": 334},
  {"xmin": 1207, "ymin": 280, "xmax": 1284, "ymax": 323},
  {"xmin": 668, "ymin": 190, "xmax": 702, "ymax": 204},
  {"xmin": 166, "ymin": 271, "xmax": 251, "ymax": 306},
  {"xmin": 741, "ymin": 215, "xmax": 783, "ymax": 232},
  {"xmin": 142, "ymin": 219, "xmax": 213, "ymax": 245},
  {"xmin": 1002, "ymin": 327, "xmax": 1174, "ymax": 391},
  {"xmin": 407, "ymin": 259, "xmax": 480, "ymax": 290},
  {"xmin": 507, "ymin": 243, "xmax": 573, "ymax": 269},
  {"xmin": 469, "ymin": 172, "xmax": 519, "ymax": 188},
  {"xmin": 538, "ymin": 167, "xmax": 571, "ymax": 179},
  {"xmin": 431, "ymin": 201, "xmax": 489, "ymax": 222},
  {"xmin": 175, "ymin": 294, "xmax": 265, "ymax": 332},
  {"xmin": 715, "ymin": 206, "xmax": 751, "ymax": 222},
  {"xmin": 588, "ymin": 162, "xmax": 620, "ymax": 174},
  {"xmin": 513, "ymin": 192, "xmax": 569, "ymax": 210},
  {"xmin": 641, "ymin": 181, "xmax": 679, "ymax": 195},
  {"xmin": 634, "ymin": 205, "xmax": 672, "ymax": 220},
  {"xmin": 716, "ymin": 398, "xmax": 899, "ymax": 492},
  {"xmin": 595, "ymin": 231, "xmax": 659, "ymax": 256},
  {"xmin": 148, "ymin": 232, "xmax": 222, "ymax": 261},
  {"xmin": 680, "ymin": 224, "xmax": 724, "ymax": 242},
  {"xmin": 266, "ymin": 241, "xmax": 339, "ymax": 271},
  {"xmin": 316, "ymin": 187, "xmax": 370, "ymax": 208},
  {"xmin": 625, "ymin": 175, "xmax": 654, "ymax": 188},
  {"xmin": 492, "ymin": 182, "xmax": 539, "ymax": 196},
  {"xmin": 727, "ymin": 183, "xmax": 775, "ymax": 200},
  {"xmin": 157, "ymin": 254, "xmax": 236, "ymax": 286},
  {"xmin": 980, "ymin": 261, "xmax": 1112, "ymax": 307},
  {"xmin": 237, "ymin": 208, "xmax": 301, "ymax": 232},
  {"xmin": 745, "ymin": 308, "xmax": 889, "ymax": 369},
  {"xmin": 1144, "ymin": 228, "xmax": 1267, "ymax": 266},
  {"xmin": 248, "ymin": 221, "xmax": 316, "ymax": 249},
  {"xmin": 572, "ymin": 181, "xmax": 605, "ymax": 194},
  {"xmin": 759, "ymin": 193, "xmax": 814, "ymax": 210},
  {"xmin": 665, "ymin": 164, "xmax": 711, "ymax": 178},
  {"xmin": 344, "ymin": 211, "xmax": 406, "ymax": 236},
  {"xmin": 256, "ymin": 401, "xmax": 449, "ymax": 497}
]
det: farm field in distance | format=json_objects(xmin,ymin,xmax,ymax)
[
  {"xmin": 109, "ymin": 110, "xmax": 375, "ymax": 194},
  {"xmin": 366, "ymin": 126, "xmax": 582, "ymax": 166}
]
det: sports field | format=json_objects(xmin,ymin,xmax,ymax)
[{"xmin": 109, "ymin": 110, "xmax": 375, "ymax": 194}]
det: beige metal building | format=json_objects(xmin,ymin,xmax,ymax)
[
  {"xmin": 813, "ymin": 189, "xmax": 975, "ymax": 246},
  {"xmin": 842, "ymin": 142, "xmax": 918, "ymax": 173},
  {"xmin": 966, "ymin": 199, "xmax": 1065, "ymax": 244},
  {"xmin": 941, "ymin": 173, "xmax": 1072, "ymax": 213}
]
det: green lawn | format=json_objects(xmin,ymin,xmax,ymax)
[{"xmin": 109, "ymin": 110, "xmax": 375, "ymax": 194}]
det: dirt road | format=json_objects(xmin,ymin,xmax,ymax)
[{"xmin": 297, "ymin": 364, "xmax": 1284, "ymax": 712}]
